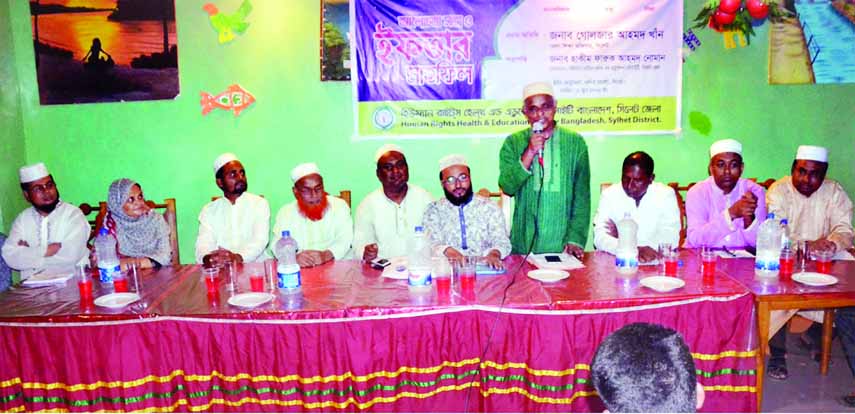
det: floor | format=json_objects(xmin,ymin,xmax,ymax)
[{"xmin": 762, "ymin": 330, "xmax": 854, "ymax": 412}]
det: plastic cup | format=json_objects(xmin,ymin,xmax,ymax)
[
  {"xmin": 250, "ymin": 274, "xmax": 264, "ymax": 292},
  {"xmin": 202, "ymin": 267, "xmax": 219, "ymax": 294},
  {"xmin": 659, "ymin": 243, "xmax": 678, "ymax": 276},
  {"xmin": 76, "ymin": 265, "xmax": 93, "ymax": 300},
  {"xmin": 458, "ymin": 256, "xmax": 477, "ymax": 292},
  {"xmin": 779, "ymin": 249, "xmax": 795, "ymax": 277},
  {"xmin": 113, "ymin": 277, "xmax": 129, "ymax": 293},
  {"xmin": 264, "ymin": 259, "xmax": 277, "ymax": 292},
  {"xmin": 701, "ymin": 249, "xmax": 717, "ymax": 278},
  {"xmin": 432, "ymin": 257, "xmax": 452, "ymax": 297},
  {"xmin": 815, "ymin": 250, "xmax": 833, "ymax": 274}
]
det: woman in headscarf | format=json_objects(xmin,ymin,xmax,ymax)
[{"xmin": 106, "ymin": 178, "xmax": 172, "ymax": 269}]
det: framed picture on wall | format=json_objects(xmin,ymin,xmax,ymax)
[
  {"xmin": 321, "ymin": 0, "xmax": 351, "ymax": 81},
  {"xmin": 30, "ymin": 0, "xmax": 180, "ymax": 105}
]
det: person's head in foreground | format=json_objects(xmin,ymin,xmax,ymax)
[{"xmin": 591, "ymin": 322, "xmax": 704, "ymax": 413}]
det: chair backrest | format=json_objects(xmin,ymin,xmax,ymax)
[
  {"xmin": 476, "ymin": 187, "xmax": 512, "ymax": 234},
  {"xmin": 79, "ymin": 202, "xmax": 105, "ymax": 242},
  {"xmin": 95, "ymin": 198, "xmax": 180, "ymax": 266},
  {"xmin": 337, "ymin": 190, "xmax": 352, "ymax": 209}
]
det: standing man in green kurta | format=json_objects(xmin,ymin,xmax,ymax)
[{"xmin": 498, "ymin": 81, "xmax": 591, "ymax": 258}]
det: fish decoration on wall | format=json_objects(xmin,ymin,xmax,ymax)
[
  {"xmin": 203, "ymin": 0, "xmax": 253, "ymax": 44},
  {"xmin": 201, "ymin": 84, "xmax": 255, "ymax": 116}
]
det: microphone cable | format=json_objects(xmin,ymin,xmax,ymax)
[{"xmin": 463, "ymin": 147, "xmax": 546, "ymax": 412}]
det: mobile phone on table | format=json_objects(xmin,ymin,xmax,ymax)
[
  {"xmin": 370, "ymin": 258, "xmax": 390, "ymax": 269},
  {"xmin": 545, "ymin": 255, "xmax": 562, "ymax": 263}
]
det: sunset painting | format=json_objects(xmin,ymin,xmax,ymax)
[{"xmin": 30, "ymin": 0, "xmax": 179, "ymax": 105}]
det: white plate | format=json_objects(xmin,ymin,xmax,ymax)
[
  {"xmin": 792, "ymin": 272, "xmax": 838, "ymax": 287},
  {"xmin": 639, "ymin": 276, "xmax": 685, "ymax": 293},
  {"xmin": 527, "ymin": 269, "xmax": 569, "ymax": 282},
  {"xmin": 228, "ymin": 292, "xmax": 275, "ymax": 308},
  {"xmin": 94, "ymin": 292, "xmax": 140, "ymax": 308}
]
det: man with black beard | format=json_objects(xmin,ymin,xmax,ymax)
[
  {"xmin": 2, "ymin": 162, "xmax": 89, "ymax": 280},
  {"xmin": 422, "ymin": 154, "xmax": 511, "ymax": 270},
  {"xmin": 195, "ymin": 153, "xmax": 270, "ymax": 266}
]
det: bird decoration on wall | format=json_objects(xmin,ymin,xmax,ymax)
[
  {"xmin": 202, "ymin": 0, "xmax": 253, "ymax": 44},
  {"xmin": 201, "ymin": 84, "xmax": 256, "ymax": 116}
]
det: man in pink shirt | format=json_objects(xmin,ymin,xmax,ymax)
[{"xmin": 685, "ymin": 139, "xmax": 767, "ymax": 249}]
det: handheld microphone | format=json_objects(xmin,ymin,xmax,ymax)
[{"xmin": 532, "ymin": 120, "xmax": 546, "ymax": 162}]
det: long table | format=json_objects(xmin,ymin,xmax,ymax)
[{"xmin": 0, "ymin": 253, "xmax": 757, "ymax": 412}]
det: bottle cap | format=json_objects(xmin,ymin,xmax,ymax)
[
  {"xmin": 780, "ymin": 219, "xmax": 788, "ymax": 225},
  {"xmin": 99, "ymin": 228, "xmax": 108, "ymax": 236},
  {"xmin": 767, "ymin": 213, "xmax": 775, "ymax": 219},
  {"xmin": 282, "ymin": 230, "xmax": 290, "ymax": 237},
  {"xmin": 414, "ymin": 226, "xmax": 424, "ymax": 232}
]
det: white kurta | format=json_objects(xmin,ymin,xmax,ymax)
[
  {"xmin": 195, "ymin": 192, "xmax": 270, "ymax": 263},
  {"xmin": 593, "ymin": 182, "xmax": 681, "ymax": 254},
  {"xmin": 1, "ymin": 201, "xmax": 89, "ymax": 279},
  {"xmin": 272, "ymin": 196, "xmax": 353, "ymax": 260},
  {"xmin": 352, "ymin": 185, "xmax": 433, "ymax": 259}
]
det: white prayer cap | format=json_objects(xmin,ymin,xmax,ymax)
[
  {"xmin": 796, "ymin": 145, "xmax": 828, "ymax": 163},
  {"xmin": 19, "ymin": 162, "xmax": 49, "ymax": 184},
  {"xmin": 522, "ymin": 81, "xmax": 554, "ymax": 100},
  {"xmin": 213, "ymin": 152, "xmax": 239, "ymax": 173},
  {"xmin": 709, "ymin": 139, "xmax": 743, "ymax": 158},
  {"xmin": 291, "ymin": 162, "xmax": 321, "ymax": 183},
  {"xmin": 438, "ymin": 154, "xmax": 468, "ymax": 171},
  {"xmin": 374, "ymin": 144, "xmax": 404, "ymax": 162}
]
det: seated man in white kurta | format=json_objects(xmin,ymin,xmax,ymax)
[
  {"xmin": 353, "ymin": 144, "xmax": 433, "ymax": 262},
  {"xmin": 195, "ymin": 153, "xmax": 270, "ymax": 266},
  {"xmin": 272, "ymin": 163, "xmax": 353, "ymax": 268},
  {"xmin": 1, "ymin": 163, "xmax": 89, "ymax": 280},
  {"xmin": 593, "ymin": 151, "xmax": 680, "ymax": 263}
]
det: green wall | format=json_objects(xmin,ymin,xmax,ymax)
[
  {"xmin": 0, "ymin": 0, "xmax": 27, "ymax": 232},
  {"xmin": 4, "ymin": 0, "xmax": 854, "ymax": 263}
]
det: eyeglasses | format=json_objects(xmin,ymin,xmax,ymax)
[
  {"xmin": 442, "ymin": 174, "xmax": 470, "ymax": 185},
  {"xmin": 297, "ymin": 186, "xmax": 325, "ymax": 197}
]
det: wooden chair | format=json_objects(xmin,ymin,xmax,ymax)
[
  {"xmin": 476, "ymin": 187, "xmax": 512, "ymax": 234},
  {"xmin": 79, "ymin": 201, "xmax": 106, "ymax": 242},
  {"xmin": 337, "ymin": 190, "xmax": 352, "ymax": 209},
  {"xmin": 95, "ymin": 198, "xmax": 180, "ymax": 266}
]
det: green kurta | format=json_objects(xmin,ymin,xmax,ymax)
[{"xmin": 498, "ymin": 125, "xmax": 590, "ymax": 254}]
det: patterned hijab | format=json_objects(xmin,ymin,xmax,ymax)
[{"xmin": 107, "ymin": 178, "xmax": 167, "ymax": 260}]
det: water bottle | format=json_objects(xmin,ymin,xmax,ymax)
[
  {"xmin": 615, "ymin": 213, "xmax": 639, "ymax": 275},
  {"xmin": 755, "ymin": 213, "xmax": 781, "ymax": 277},
  {"xmin": 274, "ymin": 230, "xmax": 301, "ymax": 291},
  {"xmin": 94, "ymin": 228, "xmax": 120, "ymax": 284},
  {"xmin": 780, "ymin": 218, "xmax": 792, "ymax": 251},
  {"xmin": 407, "ymin": 226, "xmax": 432, "ymax": 292}
]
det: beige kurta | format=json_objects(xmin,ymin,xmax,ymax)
[{"xmin": 766, "ymin": 177, "xmax": 854, "ymax": 251}]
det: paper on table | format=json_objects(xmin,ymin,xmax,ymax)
[
  {"xmin": 717, "ymin": 249, "xmax": 754, "ymax": 259},
  {"xmin": 381, "ymin": 257, "xmax": 409, "ymax": 279},
  {"xmin": 832, "ymin": 250, "xmax": 855, "ymax": 261},
  {"xmin": 527, "ymin": 253, "xmax": 585, "ymax": 270},
  {"xmin": 22, "ymin": 267, "xmax": 75, "ymax": 287}
]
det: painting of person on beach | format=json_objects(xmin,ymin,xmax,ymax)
[
  {"xmin": 30, "ymin": 0, "xmax": 179, "ymax": 105},
  {"xmin": 769, "ymin": 0, "xmax": 855, "ymax": 84}
]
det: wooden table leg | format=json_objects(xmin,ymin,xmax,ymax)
[
  {"xmin": 821, "ymin": 309, "xmax": 835, "ymax": 375},
  {"xmin": 756, "ymin": 301, "xmax": 770, "ymax": 412}
]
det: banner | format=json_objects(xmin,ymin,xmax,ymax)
[{"xmin": 352, "ymin": 0, "xmax": 683, "ymax": 139}]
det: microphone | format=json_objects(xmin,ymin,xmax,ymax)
[{"xmin": 532, "ymin": 120, "xmax": 546, "ymax": 162}]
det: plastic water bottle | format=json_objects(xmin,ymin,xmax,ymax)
[
  {"xmin": 780, "ymin": 218, "xmax": 792, "ymax": 251},
  {"xmin": 94, "ymin": 228, "xmax": 120, "ymax": 284},
  {"xmin": 407, "ymin": 226, "xmax": 432, "ymax": 292},
  {"xmin": 274, "ymin": 230, "xmax": 301, "ymax": 291},
  {"xmin": 615, "ymin": 213, "xmax": 639, "ymax": 275},
  {"xmin": 755, "ymin": 213, "xmax": 781, "ymax": 277}
]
